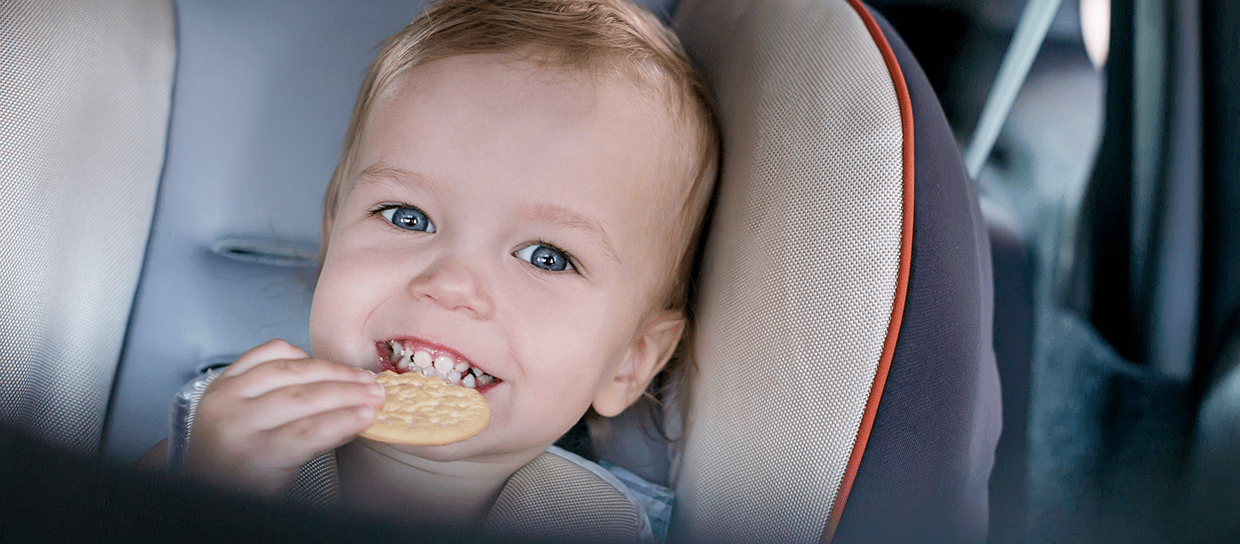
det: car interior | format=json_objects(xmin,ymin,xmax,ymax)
[{"xmin": 1, "ymin": 0, "xmax": 1237, "ymax": 542}]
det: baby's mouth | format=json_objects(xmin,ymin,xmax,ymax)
[{"xmin": 376, "ymin": 339, "xmax": 498, "ymax": 390}]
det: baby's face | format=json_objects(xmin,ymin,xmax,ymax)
[{"xmin": 310, "ymin": 53, "xmax": 689, "ymax": 464}]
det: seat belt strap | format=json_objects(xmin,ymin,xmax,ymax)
[{"xmin": 964, "ymin": 0, "xmax": 1065, "ymax": 179}]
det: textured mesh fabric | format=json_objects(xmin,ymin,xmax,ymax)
[
  {"xmin": 0, "ymin": 0, "xmax": 175, "ymax": 454},
  {"xmin": 285, "ymin": 453, "xmax": 343, "ymax": 508},
  {"xmin": 487, "ymin": 451, "xmax": 644, "ymax": 543},
  {"xmin": 671, "ymin": 0, "xmax": 905, "ymax": 542}
]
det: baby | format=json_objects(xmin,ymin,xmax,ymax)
[{"xmin": 155, "ymin": 0, "xmax": 718, "ymax": 539}]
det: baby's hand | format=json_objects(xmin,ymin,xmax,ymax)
[{"xmin": 183, "ymin": 339, "xmax": 384, "ymax": 496}]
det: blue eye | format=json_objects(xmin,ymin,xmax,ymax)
[
  {"xmin": 515, "ymin": 244, "xmax": 573, "ymax": 272},
  {"xmin": 380, "ymin": 206, "xmax": 435, "ymax": 233}
]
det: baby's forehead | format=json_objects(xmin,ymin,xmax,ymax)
[{"xmin": 368, "ymin": 53, "xmax": 697, "ymax": 188}]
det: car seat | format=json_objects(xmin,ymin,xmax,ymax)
[
  {"xmin": 664, "ymin": 1, "xmax": 999, "ymax": 542},
  {"xmin": 0, "ymin": 0, "xmax": 1000, "ymax": 542}
]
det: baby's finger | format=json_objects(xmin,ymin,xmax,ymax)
[
  {"xmin": 264, "ymin": 405, "xmax": 379, "ymax": 460},
  {"xmin": 243, "ymin": 380, "xmax": 385, "ymax": 431},
  {"xmin": 225, "ymin": 358, "xmax": 375, "ymax": 399},
  {"xmin": 224, "ymin": 339, "xmax": 311, "ymax": 377}
]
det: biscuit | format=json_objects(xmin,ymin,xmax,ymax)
[{"xmin": 360, "ymin": 370, "xmax": 490, "ymax": 445}]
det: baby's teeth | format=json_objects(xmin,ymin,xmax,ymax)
[
  {"xmin": 433, "ymin": 354, "xmax": 454, "ymax": 374},
  {"xmin": 413, "ymin": 350, "xmax": 432, "ymax": 368},
  {"xmin": 388, "ymin": 343, "xmax": 490, "ymax": 386}
]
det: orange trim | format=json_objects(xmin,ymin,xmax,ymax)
[{"xmin": 821, "ymin": 1, "xmax": 916, "ymax": 542}]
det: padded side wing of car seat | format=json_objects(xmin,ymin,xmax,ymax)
[
  {"xmin": 672, "ymin": 0, "xmax": 911, "ymax": 541},
  {"xmin": 673, "ymin": 0, "xmax": 1000, "ymax": 542},
  {"xmin": 829, "ymin": 6, "xmax": 999, "ymax": 543},
  {"xmin": 0, "ymin": 0, "xmax": 175, "ymax": 454}
]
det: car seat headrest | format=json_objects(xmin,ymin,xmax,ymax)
[{"xmin": 670, "ymin": 0, "xmax": 1000, "ymax": 542}]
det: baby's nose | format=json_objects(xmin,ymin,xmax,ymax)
[{"xmin": 407, "ymin": 256, "xmax": 494, "ymax": 320}]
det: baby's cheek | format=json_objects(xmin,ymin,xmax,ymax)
[
  {"xmin": 307, "ymin": 304, "xmax": 336, "ymax": 359},
  {"xmin": 308, "ymin": 274, "xmax": 355, "ymax": 360}
]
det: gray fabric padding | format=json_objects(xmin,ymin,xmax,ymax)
[
  {"xmin": 488, "ymin": 450, "xmax": 644, "ymax": 543},
  {"xmin": 284, "ymin": 452, "xmax": 343, "ymax": 508},
  {"xmin": 672, "ymin": 0, "xmax": 905, "ymax": 542},
  {"xmin": 0, "ymin": 0, "xmax": 174, "ymax": 454},
  {"xmin": 167, "ymin": 368, "xmax": 221, "ymax": 473}
]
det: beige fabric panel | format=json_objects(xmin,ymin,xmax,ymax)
[
  {"xmin": 672, "ymin": 0, "xmax": 905, "ymax": 542},
  {"xmin": 487, "ymin": 451, "xmax": 643, "ymax": 543},
  {"xmin": 0, "ymin": 0, "xmax": 174, "ymax": 453}
]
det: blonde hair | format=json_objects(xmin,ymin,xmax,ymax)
[{"xmin": 322, "ymin": 0, "xmax": 719, "ymax": 430}]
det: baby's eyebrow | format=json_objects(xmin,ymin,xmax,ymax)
[
  {"xmin": 521, "ymin": 202, "xmax": 621, "ymax": 266},
  {"xmin": 354, "ymin": 165, "xmax": 439, "ymax": 193}
]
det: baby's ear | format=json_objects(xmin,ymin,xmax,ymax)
[{"xmin": 592, "ymin": 309, "xmax": 686, "ymax": 417}]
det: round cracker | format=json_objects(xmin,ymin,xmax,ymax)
[{"xmin": 360, "ymin": 370, "xmax": 490, "ymax": 446}]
